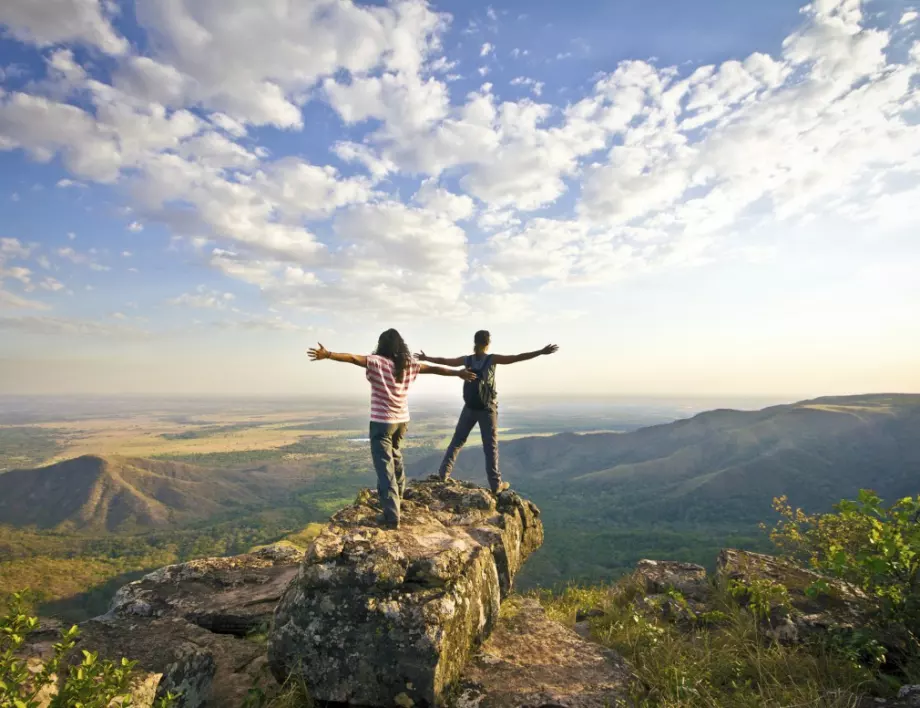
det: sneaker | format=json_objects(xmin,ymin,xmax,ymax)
[{"xmin": 492, "ymin": 481, "xmax": 510, "ymax": 495}]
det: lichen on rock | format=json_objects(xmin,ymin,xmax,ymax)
[{"xmin": 268, "ymin": 478, "xmax": 543, "ymax": 707}]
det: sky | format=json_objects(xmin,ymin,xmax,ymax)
[{"xmin": 0, "ymin": 0, "xmax": 918, "ymax": 399}]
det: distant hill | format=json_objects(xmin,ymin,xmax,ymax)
[
  {"xmin": 409, "ymin": 394, "xmax": 920, "ymax": 585},
  {"xmin": 412, "ymin": 394, "xmax": 920, "ymax": 524},
  {"xmin": 0, "ymin": 454, "xmax": 311, "ymax": 533}
]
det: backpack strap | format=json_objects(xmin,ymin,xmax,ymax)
[{"xmin": 468, "ymin": 354, "xmax": 492, "ymax": 372}]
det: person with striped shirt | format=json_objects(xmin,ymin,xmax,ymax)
[{"xmin": 307, "ymin": 329, "xmax": 476, "ymax": 529}]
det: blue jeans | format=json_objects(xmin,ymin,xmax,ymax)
[
  {"xmin": 438, "ymin": 406, "xmax": 501, "ymax": 492},
  {"xmin": 369, "ymin": 421, "xmax": 408, "ymax": 523}
]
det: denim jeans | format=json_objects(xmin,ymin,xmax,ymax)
[
  {"xmin": 369, "ymin": 421, "xmax": 408, "ymax": 523},
  {"xmin": 438, "ymin": 405, "xmax": 501, "ymax": 492}
]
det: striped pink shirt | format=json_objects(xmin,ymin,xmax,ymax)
[{"xmin": 366, "ymin": 354, "xmax": 421, "ymax": 424}]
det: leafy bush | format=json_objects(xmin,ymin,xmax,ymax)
[
  {"xmin": 728, "ymin": 578, "xmax": 791, "ymax": 623},
  {"xmin": 0, "ymin": 592, "xmax": 176, "ymax": 707},
  {"xmin": 771, "ymin": 490, "xmax": 920, "ymax": 634}
]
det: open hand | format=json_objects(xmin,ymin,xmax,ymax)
[
  {"xmin": 308, "ymin": 343, "xmax": 330, "ymax": 361},
  {"xmin": 460, "ymin": 369, "xmax": 478, "ymax": 382},
  {"xmin": 542, "ymin": 344, "xmax": 559, "ymax": 355},
  {"xmin": 415, "ymin": 350, "xmax": 428, "ymax": 362}
]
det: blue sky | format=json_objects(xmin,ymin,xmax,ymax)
[{"xmin": 0, "ymin": 0, "xmax": 918, "ymax": 398}]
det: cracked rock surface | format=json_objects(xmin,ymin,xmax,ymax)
[{"xmin": 268, "ymin": 478, "xmax": 543, "ymax": 708}]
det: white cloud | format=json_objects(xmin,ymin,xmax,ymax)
[
  {"xmin": 253, "ymin": 158, "xmax": 373, "ymax": 219},
  {"xmin": 429, "ymin": 56, "xmax": 457, "ymax": 74},
  {"xmin": 0, "ymin": 238, "xmax": 32, "ymax": 259},
  {"xmin": 413, "ymin": 181, "xmax": 475, "ymax": 221},
  {"xmin": 56, "ymin": 178, "xmax": 86, "ymax": 188},
  {"xmin": 213, "ymin": 315, "xmax": 303, "ymax": 332},
  {"xmin": 169, "ymin": 285, "xmax": 235, "ymax": 310},
  {"xmin": 56, "ymin": 246, "xmax": 109, "ymax": 270},
  {"xmin": 209, "ymin": 112, "xmax": 247, "ymax": 138},
  {"xmin": 1, "ymin": 265, "xmax": 31, "ymax": 286},
  {"xmin": 131, "ymin": 152, "xmax": 329, "ymax": 261},
  {"xmin": 0, "ymin": 0, "xmax": 917, "ymax": 319},
  {"xmin": 207, "ymin": 199, "xmax": 472, "ymax": 317},
  {"xmin": 127, "ymin": 0, "xmax": 446, "ymax": 128},
  {"xmin": 121, "ymin": 251, "xmax": 132, "ymax": 257},
  {"xmin": 0, "ymin": 314, "xmax": 147, "ymax": 337},
  {"xmin": 127, "ymin": 221, "xmax": 143, "ymax": 232},
  {"xmin": 0, "ymin": 90, "xmax": 202, "ymax": 183},
  {"xmin": 901, "ymin": 11, "xmax": 919, "ymax": 25},
  {"xmin": 0, "ymin": 289, "xmax": 48, "ymax": 310},
  {"xmin": 510, "ymin": 76, "xmax": 544, "ymax": 96},
  {"xmin": 39, "ymin": 277, "xmax": 64, "ymax": 292},
  {"xmin": 333, "ymin": 141, "xmax": 396, "ymax": 180},
  {"xmin": 178, "ymin": 131, "xmax": 257, "ymax": 170},
  {"xmin": 0, "ymin": 0, "xmax": 128, "ymax": 55}
]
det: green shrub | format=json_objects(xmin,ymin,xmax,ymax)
[
  {"xmin": 539, "ymin": 582, "xmax": 872, "ymax": 707},
  {"xmin": 728, "ymin": 578, "xmax": 791, "ymax": 623},
  {"xmin": 771, "ymin": 490, "xmax": 920, "ymax": 635},
  {"xmin": 0, "ymin": 592, "xmax": 176, "ymax": 707}
]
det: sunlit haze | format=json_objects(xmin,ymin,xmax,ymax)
[{"xmin": 1, "ymin": 0, "xmax": 918, "ymax": 398}]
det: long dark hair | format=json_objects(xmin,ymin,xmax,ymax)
[{"xmin": 374, "ymin": 328, "xmax": 411, "ymax": 383}]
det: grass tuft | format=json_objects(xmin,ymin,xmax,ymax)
[{"xmin": 536, "ymin": 580, "xmax": 879, "ymax": 708}]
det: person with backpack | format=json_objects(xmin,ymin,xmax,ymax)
[
  {"xmin": 417, "ymin": 331, "xmax": 559, "ymax": 494},
  {"xmin": 307, "ymin": 329, "xmax": 476, "ymax": 528}
]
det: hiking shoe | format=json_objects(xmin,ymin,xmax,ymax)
[
  {"xmin": 375, "ymin": 514, "xmax": 400, "ymax": 530},
  {"xmin": 492, "ymin": 482, "xmax": 510, "ymax": 495}
]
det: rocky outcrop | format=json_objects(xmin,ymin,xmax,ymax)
[
  {"xmin": 22, "ymin": 544, "xmax": 302, "ymax": 708},
  {"xmin": 717, "ymin": 548, "xmax": 871, "ymax": 643},
  {"xmin": 268, "ymin": 478, "xmax": 544, "ymax": 708},
  {"xmin": 630, "ymin": 559, "xmax": 714, "ymax": 627},
  {"xmin": 457, "ymin": 598, "xmax": 633, "ymax": 708},
  {"xmin": 107, "ymin": 544, "xmax": 303, "ymax": 636},
  {"xmin": 634, "ymin": 559, "xmax": 709, "ymax": 601},
  {"xmin": 863, "ymin": 685, "xmax": 920, "ymax": 707},
  {"xmin": 24, "ymin": 615, "xmax": 272, "ymax": 708},
  {"xmin": 625, "ymin": 550, "xmax": 875, "ymax": 643}
]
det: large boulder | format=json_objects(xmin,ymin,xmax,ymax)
[
  {"xmin": 718, "ymin": 549, "xmax": 871, "ymax": 642},
  {"xmin": 457, "ymin": 598, "xmax": 634, "ymax": 708},
  {"xmin": 107, "ymin": 544, "xmax": 303, "ymax": 636},
  {"xmin": 23, "ymin": 615, "xmax": 272, "ymax": 708},
  {"xmin": 633, "ymin": 559, "xmax": 709, "ymax": 602},
  {"xmin": 631, "ymin": 559, "xmax": 713, "ymax": 627},
  {"xmin": 22, "ymin": 544, "xmax": 303, "ymax": 707},
  {"xmin": 268, "ymin": 478, "xmax": 544, "ymax": 707}
]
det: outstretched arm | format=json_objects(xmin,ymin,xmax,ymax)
[
  {"xmin": 418, "ymin": 363, "xmax": 478, "ymax": 381},
  {"xmin": 307, "ymin": 343, "xmax": 367, "ymax": 368},
  {"xmin": 416, "ymin": 351, "xmax": 465, "ymax": 367},
  {"xmin": 493, "ymin": 344, "xmax": 559, "ymax": 365}
]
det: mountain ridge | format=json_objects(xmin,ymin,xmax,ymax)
[
  {"xmin": 410, "ymin": 393, "xmax": 920, "ymax": 524},
  {"xmin": 0, "ymin": 454, "xmax": 310, "ymax": 533}
]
